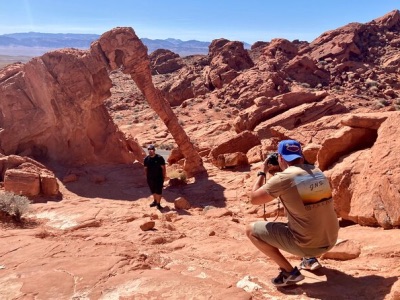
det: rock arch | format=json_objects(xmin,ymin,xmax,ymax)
[
  {"xmin": 93, "ymin": 27, "xmax": 205, "ymax": 176},
  {"xmin": 0, "ymin": 27, "xmax": 205, "ymax": 176}
]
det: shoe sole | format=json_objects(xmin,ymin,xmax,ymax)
[
  {"xmin": 299, "ymin": 261, "xmax": 322, "ymax": 271},
  {"xmin": 309, "ymin": 262, "xmax": 322, "ymax": 271}
]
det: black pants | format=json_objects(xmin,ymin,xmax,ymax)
[{"xmin": 147, "ymin": 178, "xmax": 163, "ymax": 194}]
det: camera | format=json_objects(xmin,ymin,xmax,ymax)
[{"xmin": 266, "ymin": 152, "xmax": 279, "ymax": 166}]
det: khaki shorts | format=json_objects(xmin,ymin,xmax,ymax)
[{"xmin": 252, "ymin": 221, "xmax": 332, "ymax": 258}]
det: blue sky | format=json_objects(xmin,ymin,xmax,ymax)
[{"xmin": 0, "ymin": 0, "xmax": 398, "ymax": 44}]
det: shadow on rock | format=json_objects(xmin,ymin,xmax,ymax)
[
  {"xmin": 279, "ymin": 267, "xmax": 398, "ymax": 300},
  {"xmin": 164, "ymin": 171, "xmax": 226, "ymax": 209},
  {"xmin": 55, "ymin": 163, "xmax": 150, "ymax": 201}
]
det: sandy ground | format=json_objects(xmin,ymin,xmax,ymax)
[{"xmin": 1, "ymin": 161, "xmax": 399, "ymax": 299}]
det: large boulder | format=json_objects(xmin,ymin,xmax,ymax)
[
  {"xmin": 347, "ymin": 113, "xmax": 400, "ymax": 228},
  {"xmin": 234, "ymin": 90, "xmax": 330, "ymax": 133},
  {"xmin": 328, "ymin": 112, "xmax": 400, "ymax": 228},
  {"xmin": 205, "ymin": 39, "xmax": 254, "ymax": 89},
  {"xmin": 255, "ymin": 96, "xmax": 346, "ymax": 139},
  {"xmin": 3, "ymin": 159, "xmax": 59, "ymax": 198},
  {"xmin": 4, "ymin": 168, "xmax": 40, "ymax": 197},
  {"xmin": 317, "ymin": 126, "xmax": 377, "ymax": 171},
  {"xmin": 209, "ymin": 131, "xmax": 260, "ymax": 166},
  {"xmin": 0, "ymin": 48, "xmax": 139, "ymax": 165},
  {"xmin": 149, "ymin": 49, "xmax": 183, "ymax": 75},
  {"xmin": 216, "ymin": 152, "xmax": 248, "ymax": 169}
]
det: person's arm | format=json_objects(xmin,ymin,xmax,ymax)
[
  {"xmin": 250, "ymin": 159, "xmax": 279, "ymax": 205},
  {"xmin": 159, "ymin": 155, "xmax": 167, "ymax": 180},
  {"xmin": 251, "ymin": 172, "xmax": 276, "ymax": 205},
  {"xmin": 161, "ymin": 165, "xmax": 166, "ymax": 180}
]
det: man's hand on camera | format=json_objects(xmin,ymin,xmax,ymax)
[
  {"xmin": 267, "ymin": 164, "xmax": 281, "ymax": 175},
  {"xmin": 263, "ymin": 158, "xmax": 280, "ymax": 175}
]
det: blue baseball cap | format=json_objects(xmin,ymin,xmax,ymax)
[{"xmin": 278, "ymin": 140, "xmax": 303, "ymax": 162}]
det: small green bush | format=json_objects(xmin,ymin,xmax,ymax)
[
  {"xmin": 378, "ymin": 98, "xmax": 389, "ymax": 106},
  {"xmin": 0, "ymin": 192, "xmax": 31, "ymax": 221},
  {"xmin": 374, "ymin": 100, "xmax": 386, "ymax": 109}
]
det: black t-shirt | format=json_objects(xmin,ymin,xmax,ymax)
[{"xmin": 144, "ymin": 154, "xmax": 165, "ymax": 179}]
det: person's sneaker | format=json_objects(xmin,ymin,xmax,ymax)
[
  {"xmin": 156, "ymin": 203, "xmax": 163, "ymax": 210},
  {"xmin": 271, "ymin": 267, "xmax": 304, "ymax": 287},
  {"xmin": 299, "ymin": 257, "xmax": 322, "ymax": 271},
  {"xmin": 149, "ymin": 201, "xmax": 157, "ymax": 207}
]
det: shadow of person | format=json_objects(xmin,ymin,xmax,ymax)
[
  {"xmin": 52, "ymin": 162, "xmax": 150, "ymax": 201},
  {"xmin": 278, "ymin": 267, "xmax": 398, "ymax": 300},
  {"xmin": 163, "ymin": 170, "xmax": 226, "ymax": 209}
]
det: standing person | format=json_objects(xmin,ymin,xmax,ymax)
[
  {"xmin": 144, "ymin": 144, "xmax": 166, "ymax": 210},
  {"xmin": 246, "ymin": 139, "xmax": 339, "ymax": 287}
]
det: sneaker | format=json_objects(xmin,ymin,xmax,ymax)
[
  {"xmin": 149, "ymin": 201, "xmax": 157, "ymax": 207},
  {"xmin": 299, "ymin": 257, "xmax": 322, "ymax": 271},
  {"xmin": 156, "ymin": 203, "xmax": 163, "ymax": 210},
  {"xmin": 271, "ymin": 267, "xmax": 304, "ymax": 287}
]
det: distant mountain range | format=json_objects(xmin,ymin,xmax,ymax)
[{"xmin": 0, "ymin": 32, "xmax": 250, "ymax": 57}]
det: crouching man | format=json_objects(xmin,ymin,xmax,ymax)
[{"xmin": 246, "ymin": 140, "xmax": 339, "ymax": 287}]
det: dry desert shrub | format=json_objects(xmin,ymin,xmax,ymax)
[
  {"xmin": 167, "ymin": 168, "xmax": 187, "ymax": 183},
  {"xmin": 35, "ymin": 227, "xmax": 56, "ymax": 239},
  {"xmin": 0, "ymin": 192, "xmax": 31, "ymax": 221}
]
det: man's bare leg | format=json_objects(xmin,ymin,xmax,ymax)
[
  {"xmin": 154, "ymin": 193, "xmax": 162, "ymax": 204},
  {"xmin": 246, "ymin": 223, "xmax": 293, "ymax": 272}
]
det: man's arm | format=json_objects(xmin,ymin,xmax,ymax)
[
  {"xmin": 251, "ymin": 172, "xmax": 276, "ymax": 205},
  {"xmin": 250, "ymin": 157, "xmax": 281, "ymax": 205},
  {"xmin": 161, "ymin": 165, "xmax": 166, "ymax": 180},
  {"xmin": 143, "ymin": 157, "xmax": 148, "ymax": 176}
]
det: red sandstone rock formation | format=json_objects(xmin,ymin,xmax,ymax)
[
  {"xmin": 2, "ymin": 10, "xmax": 400, "ymax": 300},
  {"xmin": 0, "ymin": 48, "xmax": 136, "ymax": 165},
  {"xmin": 1, "ymin": 10, "xmax": 400, "ymax": 227},
  {"xmin": 205, "ymin": 39, "xmax": 254, "ymax": 89},
  {"xmin": 0, "ymin": 155, "xmax": 58, "ymax": 197},
  {"xmin": 208, "ymin": 131, "xmax": 260, "ymax": 165},
  {"xmin": 0, "ymin": 27, "xmax": 205, "ymax": 177},
  {"xmin": 149, "ymin": 49, "xmax": 183, "ymax": 75},
  {"xmin": 142, "ymin": 10, "xmax": 400, "ymax": 227},
  {"xmin": 233, "ymin": 90, "xmax": 331, "ymax": 133},
  {"xmin": 93, "ymin": 28, "xmax": 205, "ymax": 177}
]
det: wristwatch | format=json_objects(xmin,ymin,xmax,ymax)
[{"xmin": 257, "ymin": 171, "xmax": 266, "ymax": 177}]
